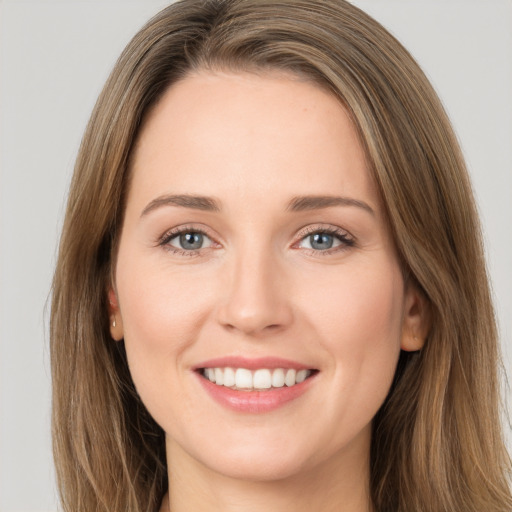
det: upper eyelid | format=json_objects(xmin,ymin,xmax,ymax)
[
  {"xmin": 295, "ymin": 224, "xmax": 353, "ymax": 240},
  {"xmin": 159, "ymin": 224, "xmax": 217, "ymax": 243},
  {"xmin": 157, "ymin": 226, "xmax": 218, "ymax": 255},
  {"xmin": 157, "ymin": 223, "xmax": 354, "ymax": 248},
  {"xmin": 292, "ymin": 224, "xmax": 356, "ymax": 252}
]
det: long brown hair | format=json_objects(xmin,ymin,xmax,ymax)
[{"xmin": 50, "ymin": 1, "xmax": 512, "ymax": 510}]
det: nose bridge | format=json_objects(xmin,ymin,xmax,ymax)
[{"xmin": 217, "ymin": 237, "xmax": 292, "ymax": 335}]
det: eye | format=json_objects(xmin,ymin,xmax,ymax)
[
  {"xmin": 161, "ymin": 229, "xmax": 214, "ymax": 252},
  {"xmin": 301, "ymin": 232, "xmax": 339, "ymax": 250},
  {"xmin": 296, "ymin": 227, "xmax": 354, "ymax": 253}
]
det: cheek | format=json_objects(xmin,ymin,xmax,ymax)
[
  {"xmin": 303, "ymin": 260, "xmax": 404, "ymax": 342},
  {"xmin": 115, "ymin": 254, "xmax": 213, "ymax": 405},
  {"xmin": 118, "ymin": 251, "xmax": 212, "ymax": 338},
  {"xmin": 300, "ymin": 261, "xmax": 404, "ymax": 411}
]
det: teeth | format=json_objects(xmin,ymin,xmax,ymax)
[
  {"xmin": 253, "ymin": 369, "xmax": 272, "ymax": 389},
  {"xmin": 223, "ymin": 367, "xmax": 236, "ymax": 387},
  {"xmin": 296, "ymin": 369, "xmax": 308, "ymax": 383},
  {"xmin": 202, "ymin": 367, "xmax": 313, "ymax": 390},
  {"xmin": 285, "ymin": 369, "xmax": 296, "ymax": 387},
  {"xmin": 235, "ymin": 368, "xmax": 253, "ymax": 389},
  {"xmin": 271, "ymin": 368, "xmax": 285, "ymax": 388}
]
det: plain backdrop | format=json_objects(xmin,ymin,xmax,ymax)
[{"xmin": 1, "ymin": 1, "xmax": 511, "ymax": 511}]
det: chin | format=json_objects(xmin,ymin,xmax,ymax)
[
  {"xmin": 202, "ymin": 448, "xmax": 312, "ymax": 482},
  {"xmin": 180, "ymin": 425, "xmax": 340, "ymax": 483}
]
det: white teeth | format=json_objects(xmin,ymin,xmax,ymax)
[
  {"xmin": 202, "ymin": 367, "xmax": 313, "ymax": 390},
  {"xmin": 235, "ymin": 368, "xmax": 253, "ymax": 389},
  {"xmin": 285, "ymin": 369, "xmax": 296, "ymax": 387},
  {"xmin": 271, "ymin": 368, "xmax": 285, "ymax": 388},
  {"xmin": 223, "ymin": 367, "xmax": 236, "ymax": 387},
  {"xmin": 296, "ymin": 369, "xmax": 308, "ymax": 383},
  {"xmin": 253, "ymin": 369, "xmax": 272, "ymax": 389}
]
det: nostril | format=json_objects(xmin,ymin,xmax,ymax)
[{"xmin": 221, "ymin": 321, "xmax": 284, "ymax": 336}]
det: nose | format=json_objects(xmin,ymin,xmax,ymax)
[{"xmin": 216, "ymin": 247, "xmax": 294, "ymax": 337}]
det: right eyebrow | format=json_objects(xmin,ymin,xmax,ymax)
[
  {"xmin": 286, "ymin": 195, "xmax": 375, "ymax": 216},
  {"xmin": 140, "ymin": 194, "xmax": 221, "ymax": 217}
]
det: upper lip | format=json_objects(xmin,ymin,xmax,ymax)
[{"xmin": 193, "ymin": 356, "xmax": 315, "ymax": 371}]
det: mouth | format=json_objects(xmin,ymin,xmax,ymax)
[
  {"xmin": 198, "ymin": 367, "xmax": 318, "ymax": 392},
  {"xmin": 193, "ymin": 356, "xmax": 319, "ymax": 413}
]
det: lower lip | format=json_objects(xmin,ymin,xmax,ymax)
[{"xmin": 196, "ymin": 372, "xmax": 315, "ymax": 413}]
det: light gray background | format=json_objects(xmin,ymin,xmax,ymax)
[{"xmin": 1, "ymin": 1, "xmax": 511, "ymax": 511}]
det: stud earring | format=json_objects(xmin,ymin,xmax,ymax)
[{"xmin": 112, "ymin": 317, "xmax": 116, "ymax": 328}]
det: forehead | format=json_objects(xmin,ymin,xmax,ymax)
[{"xmin": 128, "ymin": 70, "xmax": 378, "ymax": 214}]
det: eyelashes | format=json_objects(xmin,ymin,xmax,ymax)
[
  {"xmin": 157, "ymin": 223, "xmax": 355, "ymax": 257},
  {"xmin": 158, "ymin": 225, "xmax": 217, "ymax": 257},
  {"xmin": 293, "ymin": 225, "xmax": 355, "ymax": 253}
]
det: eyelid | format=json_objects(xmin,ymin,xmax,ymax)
[
  {"xmin": 157, "ymin": 223, "xmax": 220, "ymax": 252},
  {"xmin": 156, "ymin": 222, "xmax": 355, "ymax": 256},
  {"xmin": 292, "ymin": 224, "xmax": 356, "ymax": 253},
  {"xmin": 295, "ymin": 223, "xmax": 353, "ymax": 240}
]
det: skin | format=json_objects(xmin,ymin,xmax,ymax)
[{"xmin": 109, "ymin": 70, "xmax": 428, "ymax": 512}]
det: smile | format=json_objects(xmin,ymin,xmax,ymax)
[{"xmin": 200, "ymin": 367, "xmax": 314, "ymax": 391}]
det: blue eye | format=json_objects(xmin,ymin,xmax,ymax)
[
  {"xmin": 298, "ymin": 229, "xmax": 353, "ymax": 252},
  {"xmin": 167, "ymin": 231, "xmax": 213, "ymax": 251},
  {"xmin": 309, "ymin": 233, "xmax": 336, "ymax": 250}
]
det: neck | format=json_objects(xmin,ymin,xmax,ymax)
[{"xmin": 162, "ymin": 433, "xmax": 373, "ymax": 512}]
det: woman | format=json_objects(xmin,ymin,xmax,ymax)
[{"xmin": 50, "ymin": 0, "xmax": 512, "ymax": 511}]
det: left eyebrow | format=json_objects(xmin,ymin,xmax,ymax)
[
  {"xmin": 286, "ymin": 195, "xmax": 375, "ymax": 216},
  {"xmin": 140, "ymin": 194, "xmax": 221, "ymax": 217}
]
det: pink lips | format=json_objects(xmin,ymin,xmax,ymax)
[{"xmin": 194, "ymin": 356, "xmax": 317, "ymax": 414}]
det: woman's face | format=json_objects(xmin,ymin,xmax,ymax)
[{"xmin": 111, "ymin": 71, "xmax": 424, "ymax": 481}]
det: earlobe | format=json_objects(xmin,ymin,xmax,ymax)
[
  {"xmin": 108, "ymin": 287, "xmax": 124, "ymax": 341},
  {"xmin": 401, "ymin": 281, "xmax": 431, "ymax": 352}
]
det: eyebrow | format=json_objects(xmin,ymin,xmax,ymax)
[
  {"xmin": 140, "ymin": 193, "xmax": 374, "ymax": 217},
  {"xmin": 287, "ymin": 195, "xmax": 375, "ymax": 215},
  {"xmin": 141, "ymin": 194, "xmax": 221, "ymax": 217}
]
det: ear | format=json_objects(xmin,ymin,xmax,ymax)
[
  {"xmin": 108, "ymin": 287, "xmax": 124, "ymax": 341},
  {"xmin": 400, "ymin": 280, "xmax": 430, "ymax": 352}
]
